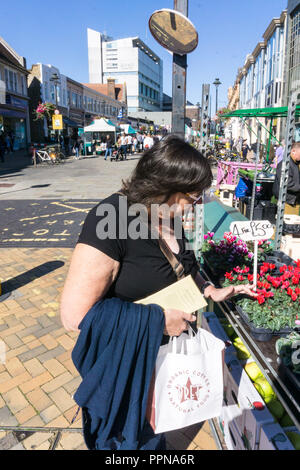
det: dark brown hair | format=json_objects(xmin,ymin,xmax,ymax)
[{"xmin": 121, "ymin": 134, "xmax": 213, "ymax": 207}]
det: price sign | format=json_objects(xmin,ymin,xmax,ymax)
[
  {"xmin": 230, "ymin": 220, "xmax": 274, "ymax": 293},
  {"xmin": 230, "ymin": 220, "xmax": 274, "ymax": 242}
]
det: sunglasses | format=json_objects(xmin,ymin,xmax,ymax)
[{"xmin": 185, "ymin": 193, "xmax": 203, "ymax": 206}]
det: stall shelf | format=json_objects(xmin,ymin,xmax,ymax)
[{"xmin": 200, "ymin": 266, "xmax": 300, "ymax": 434}]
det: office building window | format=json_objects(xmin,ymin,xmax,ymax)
[{"xmin": 289, "ymin": 7, "xmax": 300, "ymax": 96}]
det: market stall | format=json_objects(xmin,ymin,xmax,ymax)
[
  {"xmin": 192, "ymin": 95, "xmax": 300, "ymax": 450},
  {"xmin": 83, "ymin": 118, "xmax": 119, "ymax": 155}
]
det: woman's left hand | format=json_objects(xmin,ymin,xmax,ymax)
[{"xmin": 204, "ymin": 284, "xmax": 257, "ymax": 303}]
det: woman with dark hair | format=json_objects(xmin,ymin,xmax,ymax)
[{"xmin": 61, "ymin": 135, "xmax": 255, "ymax": 450}]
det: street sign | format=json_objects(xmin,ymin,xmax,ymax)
[
  {"xmin": 149, "ymin": 8, "xmax": 198, "ymax": 55},
  {"xmin": 52, "ymin": 114, "xmax": 63, "ymax": 130}
]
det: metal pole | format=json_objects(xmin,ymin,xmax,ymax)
[
  {"xmin": 171, "ymin": 0, "xmax": 188, "ymax": 139},
  {"xmin": 266, "ymin": 118, "xmax": 273, "ymax": 163},
  {"xmin": 250, "ymin": 123, "xmax": 261, "ymax": 221},
  {"xmin": 199, "ymin": 84, "xmax": 210, "ymax": 155},
  {"xmin": 274, "ymin": 92, "xmax": 298, "ymax": 251}
]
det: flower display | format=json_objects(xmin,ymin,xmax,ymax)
[
  {"xmin": 223, "ymin": 262, "xmax": 300, "ymax": 331},
  {"xmin": 201, "ymin": 232, "xmax": 271, "ymax": 279},
  {"xmin": 34, "ymin": 102, "xmax": 56, "ymax": 121}
]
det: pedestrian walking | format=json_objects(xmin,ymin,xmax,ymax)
[
  {"xmin": 137, "ymin": 133, "xmax": 144, "ymax": 152},
  {"xmin": 74, "ymin": 138, "xmax": 81, "ymax": 159},
  {"xmin": 104, "ymin": 134, "xmax": 113, "ymax": 160},
  {"xmin": 0, "ymin": 135, "xmax": 5, "ymax": 163},
  {"xmin": 60, "ymin": 135, "xmax": 256, "ymax": 451},
  {"xmin": 242, "ymin": 139, "xmax": 250, "ymax": 161},
  {"xmin": 126, "ymin": 134, "xmax": 133, "ymax": 155},
  {"xmin": 120, "ymin": 133, "xmax": 127, "ymax": 159},
  {"xmin": 5, "ymin": 134, "xmax": 11, "ymax": 154},
  {"xmin": 143, "ymin": 133, "xmax": 154, "ymax": 150}
]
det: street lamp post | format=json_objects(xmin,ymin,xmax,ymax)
[
  {"xmin": 213, "ymin": 78, "xmax": 221, "ymax": 146},
  {"xmin": 50, "ymin": 72, "xmax": 61, "ymax": 146}
]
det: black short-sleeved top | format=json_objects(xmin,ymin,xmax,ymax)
[{"xmin": 77, "ymin": 193, "xmax": 199, "ymax": 302}]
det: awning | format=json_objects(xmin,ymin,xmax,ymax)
[
  {"xmin": 221, "ymin": 105, "xmax": 300, "ymax": 119},
  {"xmin": 120, "ymin": 124, "xmax": 136, "ymax": 134},
  {"xmin": 0, "ymin": 107, "xmax": 26, "ymax": 119},
  {"xmin": 63, "ymin": 116, "xmax": 80, "ymax": 127}
]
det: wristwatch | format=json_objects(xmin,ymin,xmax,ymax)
[{"xmin": 200, "ymin": 281, "xmax": 215, "ymax": 296}]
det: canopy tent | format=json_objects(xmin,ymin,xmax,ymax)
[
  {"xmin": 83, "ymin": 118, "xmax": 117, "ymax": 133},
  {"xmin": 220, "ymin": 105, "xmax": 300, "ymax": 162},
  {"xmin": 221, "ymin": 105, "xmax": 300, "ymax": 119},
  {"xmin": 119, "ymin": 124, "xmax": 136, "ymax": 134}
]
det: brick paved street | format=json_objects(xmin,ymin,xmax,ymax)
[{"xmin": 0, "ymin": 153, "xmax": 218, "ymax": 450}]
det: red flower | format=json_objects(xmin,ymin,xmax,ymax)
[
  {"xmin": 269, "ymin": 264, "xmax": 276, "ymax": 270},
  {"xmin": 225, "ymin": 271, "xmax": 233, "ymax": 279},
  {"xmin": 257, "ymin": 295, "xmax": 266, "ymax": 305},
  {"xmin": 281, "ymin": 280, "xmax": 290, "ymax": 289},
  {"xmin": 291, "ymin": 292, "xmax": 298, "ymax": 302},
  {"xmin": 263, "ymin": 282, "xmax": 271, "ymax": 290},
  {"xmin": 248, "ymin": 274, "xmax": 254, "ymax": 282},
  {"xmin": 280, "ymin": 265, "xmax": 288, "ymax": 273},
  {"xmin": 292, "ymin": 276, "xmax": 299, "ymax": 285},
  {"xmin": 295, "ymin": 288, "xmax": 300, "ymax": 295},
  {"xmin": 272, "ymin": 279, "xmax": 281, "ymax": 289},
  {"xmin": 237, "ymin": 275, "xmax": 245, "ymax": 281}
]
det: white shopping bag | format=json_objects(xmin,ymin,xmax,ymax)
[{"xmin": 146, "ymin": 327, "xmax": 225, "ymax": 434}]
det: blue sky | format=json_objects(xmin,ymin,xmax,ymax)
[{"xmin": 1, "ymin": 0, "xmax": 287, "ymax": 111}]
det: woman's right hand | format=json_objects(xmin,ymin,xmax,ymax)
[{"xmin": 163, "ymin": 309, "xmax": 197, "ymax": 337}]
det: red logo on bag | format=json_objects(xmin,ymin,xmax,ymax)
[{"xmin": 167, "ymin": 370, "xmax": 210, "ymax": 412}]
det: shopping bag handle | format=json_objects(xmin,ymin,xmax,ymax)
[{"xmin": 169, "ymin": 325, "xmax": 197, "ymax": 354}]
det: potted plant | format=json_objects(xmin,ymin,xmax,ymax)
[
  {"xmin": 223, "ymin": 261, "xmax": 300, "ymax": 341},
  {"xmin": 201, "ymin": 232, "xmax": 273, "ymax": 283}
]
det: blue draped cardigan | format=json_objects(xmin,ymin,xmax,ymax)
[{"xmin": 71, "ymin": 297, "xmax": 165, "ymax": 450}]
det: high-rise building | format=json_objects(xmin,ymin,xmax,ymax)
[
  {"xmin": 285, "ymin": 0, "xmax": 300, "ymax": 101},
  {"xmin": 87, "ymin": 28, "xmax": 163, "ymax": 113}
]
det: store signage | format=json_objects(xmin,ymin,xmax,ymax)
[{"xmin": 52, "ymin": 114, "xmax": 63, "ymax": 130}]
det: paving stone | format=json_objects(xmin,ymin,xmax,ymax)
[
  {"xmin": 33, "ymin": 325, "xmax": 61, "ymax": 339},
  {"xmin": 22, "ymin": 432, "xmax": 54, "ymax": 450},
  {"xmin": 39, "ymin": 404, "xmax": 61, "ymax": 424},
  {"xmin": 43, "ymin": 358, "xmax": 67, "ymax": 377},
  {"xmin": 63, "ymin": 376, "xmax": 81, "ymax": 394},
  {"xmin": 17, "ymin": 345, "xmax": 47, "ymax": 362},
  {"xmin": 49, "ymin": 387, "xmax": 76, "ymax": 413},
  {"xmin": 17, "ymin": 325, "xmax": 42, "ymax": 339},
  {"xmin": 41, "ymin": 371, "xmax": 73, "ymax": 393},
  {"xmin": 0, "ymin": 406, "xmax": 18, "ymax": 426},
  {"xmin": 23, "ymin": 358, "xmax": 46, "ymax": 378},
  {"xmin": 0, "ymin": 371, "xmax": 31, "ymax": 394},
  {"xmin": 5, "ymin": 357, "xmax": 27, "ymax": 377},
  {"xmin": 26, "ymin": 388, "xmax": 53, "ymax": 412},
  {"xmin": 2, "ymin": 387, "xmax": 29, "ymax": 413},
  {"xmin": 4, "ymin": 334, "xmax": 24, "ymax": 349},
  {"xmin": 10, "ymin": 442, "xmax": 25, "ymax": 450},
  {"xmin": 0, "ymin": 431, "xmax": 19, "ymax": 450},
  {"xmin": 59, "ymin": 432, "xmax": 85, "ymax": 450},
  {"xmin": 36, "ymin": 345, "xmax": 66, "ymax": 364},
  {"xmin": 15, "ymin": 405, "xmax": 37, "ymax": 425},
  {"xmin": 19, "ymin": 371, "xmax": 53, "ymax": 394}
]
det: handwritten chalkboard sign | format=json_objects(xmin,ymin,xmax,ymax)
[{"xmin": 230, "ymin": 220, "xmax": 274, "ymax": 242}]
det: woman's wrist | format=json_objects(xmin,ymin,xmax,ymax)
[{"xmin": 203, "ymin": 284, "xmax": 216, "ymax": 298}]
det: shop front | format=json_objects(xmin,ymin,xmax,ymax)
[{"xmin": 0, "ymin": 94, "xmax": 30, "ymax": 150}]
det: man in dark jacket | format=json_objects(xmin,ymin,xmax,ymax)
[{"xmin": 273, "ymin": 142, "xmax": 300, "ymax": 215}]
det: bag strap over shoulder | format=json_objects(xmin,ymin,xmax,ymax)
[{"xmin": 158, "ymin": 237, "xmax": 185, "ymax": 281}]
